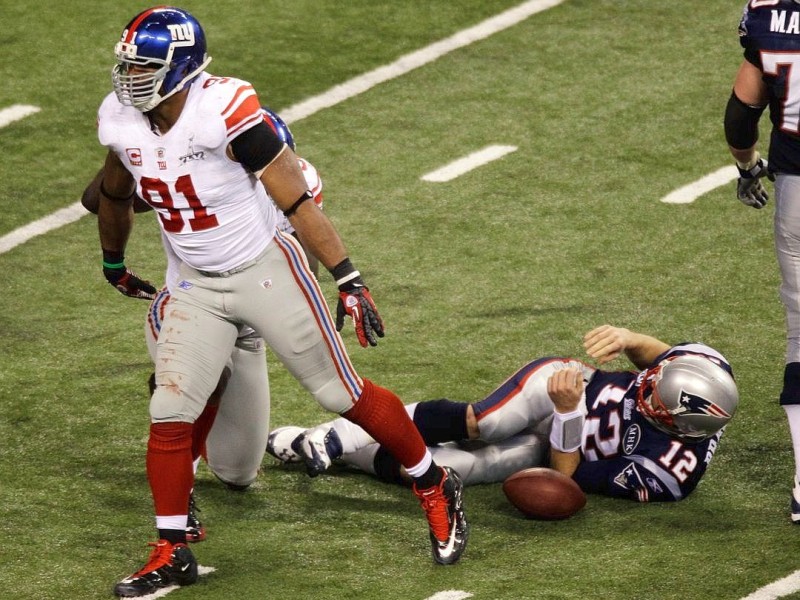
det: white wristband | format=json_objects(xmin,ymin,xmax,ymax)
[
  {"xmin": 550, "ymin": 409, "xmax": 584, "ymax": 453},
  {"xmin": 335, "ymin": 270, "xmax": 361, "ymax": 287}
]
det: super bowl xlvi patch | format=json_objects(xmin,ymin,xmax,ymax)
[
  {"xmin": 622, "ymin": 424, "xmax": 641, "ymax": 455},
  {"xmin": 179, "ymin": 135, "xmax": 205, "ymax": 164},
  {"xmin": 178, "ymin": 280, "xmax": 193, "ymax": 290},
  {"xmin": 613, "ymin": 463, "xmax": 644, "ymax": 491}
]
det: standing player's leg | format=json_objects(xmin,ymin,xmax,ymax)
[
  {"xmin": 241, "ymin": 232, "xmax": 467, "ymax": 565},
  {"xmin": 144, "ymin": 288, "xmax": 241, "ymax": 541},
  {"xmin": 140, "ymin": 302, "xmax": 217, "ymax": 550},
  {"xmin": 773, "ymin": 174, "xmax": 800, "ymax": 522},
  {"xmin": 115, "ymin": 282, "xmax": 239, "ymax": 597}
]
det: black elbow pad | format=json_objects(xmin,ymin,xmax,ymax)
[{"xmin": 724, "ymin": 91, "xmax": 766, "ymax": 150}]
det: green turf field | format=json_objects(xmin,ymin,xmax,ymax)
[{"xmin": 2, "ymin": 1, "xmax": 798, "ymax": 599}]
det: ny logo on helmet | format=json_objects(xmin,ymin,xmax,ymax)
[
  {"xmin": 676, "ymin": 390, "xmax": 731, "ymax": 419},
  {"xmin": 167, "ymin": 23, "xmax": 195, "ymax": 43}
]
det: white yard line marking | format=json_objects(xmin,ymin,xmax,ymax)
[
  {"xmin": 659, "ymin": 166, "xmax": 737, "ymax": 204},
  {"xmin": 131, "ymin": 565, "xmax": 216, "ymax": 600},
  {"xmin": 740, "ymin": 570, "xmax": 800, "ymax": 600},
  {"xmin": 422, "ymin": 145, "xmax": 517, "ymax": 182},
  {"xmin": 424, "ymin": 592, "xmax": 473, "ymax": 600},
  {"xmin": 0, "ymin": 201, "xmax": 86, "ymax": 254},
  {"xmin": 278, "ymin": 0, "xmax": 566, "ymax": 124},
  {"xmin": 0, "ymin": 0, "xmax": 565, "ymax": 256},
  {"xmin": 0, "ymin": 104, "xmax": 40, "ymax": 128}
]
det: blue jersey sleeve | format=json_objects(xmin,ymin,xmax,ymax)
[{"xmin": 573, "ymin": 456, "xmax": 686, "ymax": 502}]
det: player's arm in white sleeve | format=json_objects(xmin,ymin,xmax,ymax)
[{"xmin": 288, "ymin": 158, "xmax": 324, "ymax": 277}]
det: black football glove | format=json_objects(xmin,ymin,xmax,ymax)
[
  {"xmin": 330, "ymin": 259, "xmax": 384, "ymax": 348},
  {"xmin": 102, "ymin": 250, "xmax": 156, "ymax": 300},
  {"xmin": 736, "ymin": 152, "xmax": 774, "ymax": 209}
]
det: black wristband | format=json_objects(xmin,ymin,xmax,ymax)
[
  {"xmin": 329, "ymin": 258, "xmax": 354, "ymax": 280},
  {"xmin": 329, "ymin": 258, "xmax": 364, "ymax": 290}
]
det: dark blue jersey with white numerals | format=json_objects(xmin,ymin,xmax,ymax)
[
  {"xmin": 573, "ymin": 343, "xmax": 732, "ymax": 502},
  {"xmin": 739, "ymin": 0, "xmax": 800, "ymax": 173}
]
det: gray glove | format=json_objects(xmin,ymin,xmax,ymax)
[{"xmin": 736, "ymin": 152, "xmax": 774, "ymax": 209}]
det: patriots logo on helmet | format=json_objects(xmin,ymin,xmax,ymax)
[{"xmin": 675, "ymin": 389, "xmax": 731, "ymax": 419}]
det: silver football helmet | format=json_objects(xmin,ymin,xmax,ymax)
[{"xmin": 636, "ymin": 354, "xmax": 739, "ymax": 442}]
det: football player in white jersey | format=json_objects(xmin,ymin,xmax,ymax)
[
  {"xmin": 82, "ymin": 107, "xmax": 322, "ymax": 543},
  {"xmin": 95, "ymin": 6, "xmax": 467, "ymax": 597}
]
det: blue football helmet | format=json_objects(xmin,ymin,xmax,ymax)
[
  {"xmin": 261, "ymin": 107, "xmax": 295, "ymax": 151},
  {"xmin": 112, "ymin": 6, "xmax": 212, "ymax": 112}
]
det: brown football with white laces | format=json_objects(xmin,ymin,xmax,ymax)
[{"xmin": 502, "ymin": 467, "xmax": 586, "ymax": 520}]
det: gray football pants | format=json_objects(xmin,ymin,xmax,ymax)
[
  {"xmin": 146, "ymin": 319, "xmax": 269, "ymax": 487},
  {"xmin": 775, "ymin": 175, "xmax": 800, "ymax": 364},
  {"xmin": 149, "ymin": 232, "xmax": 364, "ymax": 475}
]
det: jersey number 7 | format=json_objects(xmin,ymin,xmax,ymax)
[{"xmin": 762, "ymin": 51, "xmax": 800, "ymax": 134}]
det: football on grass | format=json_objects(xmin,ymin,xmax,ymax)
[{"xmin": 502, "ymin": 467, "xmax": 586, "ymax": 520}]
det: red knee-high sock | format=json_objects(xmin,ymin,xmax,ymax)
[
  {"xmin": 192, "ymin": 403, "xmax": 219, "ymax": 462},
  {"xmin": 344, "ymin": 379, "xmax": 427, "ymax": 468},
  {"xmin": 147, "ymin": 422, "xmax": 194, "ymax": 517}
]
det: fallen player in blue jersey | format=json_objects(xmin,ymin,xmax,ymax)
[{"xmin": 269, "ymin": 324, "xmax": 739, "ymax": 502}]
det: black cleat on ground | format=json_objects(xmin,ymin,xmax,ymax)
[
  {"xmin": 186, "ymin": 492, "xmax": 206, "ymax": 542},
  {"xmin": 113, "ymin": 540, "xmax": 198, "ymax": 598},
  {"xmin": 413, "ymin": 466, "xmax": 469, "ymax": 565}
]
